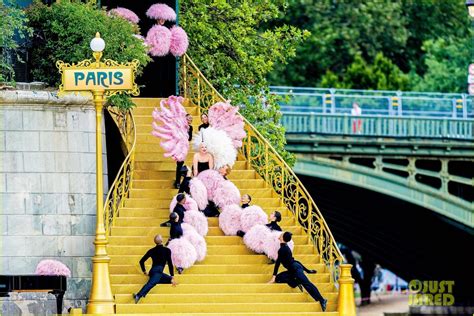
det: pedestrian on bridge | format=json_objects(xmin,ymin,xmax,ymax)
[
  {"xmin": 351, "ymin": 102, "xmax": 362, "ymax": 134},
  {"xmin": 133, "ymin": 235, "xmax": 177, "ymax": 304},
  {"xmin": 268, "ymin": 232, "xmax": 327, "ymax": 312}
]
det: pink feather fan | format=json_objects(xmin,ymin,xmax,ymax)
[
  {"xmin": 35, "ymin": 259, "xmax": 71, "ymax": 277},
  {"xmin": 243, "ymin": 224, "xmax": 272, "ymax": 254},
  {"xmin": 240, "ymin": 205, "xmax": 268, "ymax": 233},
  {"xmin": 108, "ymin": 7, "xmax": 140, "ymax": 24},
  {"xmin": 167, "ymin": 238, "xmax": 197, "ymax": 269},
  {"xmin": 146, "ymin": 25, "xmax": 171, "ymax": 57},
  {"xmin": 264, "ymin": 231, "xmax": 295, "ymax": 261},
  {"xmin": 183, "ymin": 210, "xmax": 209, "ymax": 236},
  {"xmin": 208, "ymin": 101, "xmax": 246, "ymax": 148},
  {"xmin": 189, "ymin": 178, "xmax": 208, "ymax": 210},
  {"xmin": 182, "ymin": 223, "xmax": 207, "ymax": 261},
  {"xmin": 213, "ymin": 180, "xmax": 241, "ymax": 209},
  {"xmin": 151, "ymin": 96, "xmax": 189, "ymax": 161},
  {"xmin": 218, "ymin": 204, "xmax": 242, "ymax": 236},
  {"xmin": 197, "ymin": 169, "xmax": 225, "ymax": 201}
]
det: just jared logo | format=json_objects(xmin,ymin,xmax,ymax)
[{"xmin": 408, "ymin": 280, "xmax": 455, "ymax": 306}]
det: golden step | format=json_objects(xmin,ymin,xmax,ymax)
[
  {"xmin": 111, "ymin": 282, "xmax": 335, "ymax": 295},
  {"xmin": 117, "ymin": 207, "xmax": 290, "ymax": 218},
  {"xmin": 129, "ymin": 188, "xmax": 275, "ymax": 199},
  {"xmin": 134, "ymin": 152, "xmax": 248, "ymax": 162},
  {"xmin": 109, "ymin": 263, "xmax": 325, "ymax": 275},
  {"xmin": 108, "ymin": 244, "xmax": 315, "ymax": 256},
  {"xmin": 110, "ymin": 254, "xmax": 319, "ymax": 266},
  {"xmin": 134, "ymin": 160, "xmax": 248, "ymax": 171},
  {"xmin": 133, "ymin": 169, "xmax": 258, "ymax": 180},
  {"xmin": 132, "ymin": 179, "xmax": 267, "ymax": 189},
  {"xmin": 112, "ymin": 217, "xmax": 295, "ymax": 227},
  {"xmin": 132, "ymin": 97, "xmax": 192, "ymax": 108},
  {"xmin": 115, "ymin": 301, "xmax": 336, "ymax": 313},
  {"xmin": 124, "ymin": 197, "xmax": 282, "ymax": 209}
]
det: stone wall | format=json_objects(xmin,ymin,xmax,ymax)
[{"xmin": 0, "ymin": 90, "xmax": 107, "ymax": 314}]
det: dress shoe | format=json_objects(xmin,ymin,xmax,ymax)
[
  {"xmin": 177, "ymin": 267, "xmax": 184, "ymax": 274},
  {"xmin": 297, "ymin": 284, "xmax": 304, "ymax": 292},
  {"xmin": 320, "ymin": 298, "xmax": 327, "ymax": 312},
  {"xmin": 133, "ymin": 293, "xmax": 140, "ymax": 304}
]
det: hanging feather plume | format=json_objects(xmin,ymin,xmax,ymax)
[
  {"xmin": 170, "ymin": 26, "xmax": 189, "ymax": 57},
  {"xmin": 151, "ymin": 96, "xmax": 189, "ymax": 161},
  {"xmin": 146, "ymin": 3, "xmax": 177, "ymax": 22},
  {"xmin": 146, "ymin": 25, "xmax": 171, "ymax": 57},
  {"xmin": 193, "ymin": 127, "xmax": 237, "ymax": 169},
  {"xmin": 108, "ymin": 7, "xmax": 140, "ymax": 24},
  {"xmin": 208, "ymin": 101, "xmax": 246, "ymax": 148}
]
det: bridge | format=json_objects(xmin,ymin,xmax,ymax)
[{"xmin": 275, "ymin": 86, "xmax": 474, "ymax": 304}]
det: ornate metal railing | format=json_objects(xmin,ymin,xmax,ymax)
[
  {"xmin": 282, "ymin": 112, "xmax": 474, "ymax": 140},
  {"xmin": 103, "ymin": 107, "xmax": 136, "ymax": 236},
  {"xmin": 180, "ymin": 54, "xmax": 343, "ymax": 283}
]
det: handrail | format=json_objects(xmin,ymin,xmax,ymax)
[
  {"xmin": 281, "ymin": 112, "xmax": 474, "ymax": 140},
  {"xmin": 180, "ymin": 54, "xmax": 343, "ymax": 283},
  {"xmin": 103, "ymin": 107, "xmax": 137, "ymax": 237}
]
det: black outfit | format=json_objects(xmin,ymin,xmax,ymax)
[
  {"xmin": 197, "ymin": 161, "xmax": 210, "ymax": 174},
  {"xmin": 266, "ymin": 221, "xmax": 282, "ymax": 232},
  {"xmin": 198, "ymin": 123, "xmax": 210, "ymax": 131},
  {"xmin": 178, "ymin": 176, "xmax": 191, "ymax": 195},
  {"xmin": 136, "ymin": 245, "xmax": 174, "ymax": 298},
  {"xmin": 169, "ymin": 222, "xmax": 183, "ymax": 240},
  {"xmin": 175, "ymin": 126, "xmax": 193, "ymax": 186},
  {"xmin": 273, "ymin": 243, "xmax": 325, "ymax": 303},
  {"xmin": 203, "ymin": 200, "xmax": 220, "ymax": 217},
  {"xmin": 173, "ymin": 204, "xmax": 186, "ymax": 223},
  {"xmin": 241, "ymin": 203, "xmax": 250, "ymax": 209}
]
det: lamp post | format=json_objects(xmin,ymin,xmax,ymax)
[
  {"xmin": 86, "ymin": 33, "xmax": 115, "ymax": 314},
  {"xmin": 466, "ymin": 0, "xmax": 474, "ymax": 18}
]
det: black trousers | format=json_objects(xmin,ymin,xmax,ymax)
[
  {"xmin": 275, "ymin": 262, "xmax": 324, "ymax": 302},
  {"xmin": 136, "ymin": 266, "xmax": 172, "ymax": 298},
  {"xmin": 175, "ymin": 161, "xmax": 184, "ymax": 184}
]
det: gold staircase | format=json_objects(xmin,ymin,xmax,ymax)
[{"xmin": 104, "ymin": 55, "xmax": 347, "ymax": 315}]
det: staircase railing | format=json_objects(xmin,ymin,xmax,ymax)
[
  {"xmin": 103, "ymin": 107, "xmax": 137, "ymax": 236},
  {"xmin": 180, "ymin": 54, "xmax": 343, "ymax": 283}
]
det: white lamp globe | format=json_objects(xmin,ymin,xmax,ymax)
[{"xmin": 90, "ymin": 33, "xmax": 106, "ymax": 52}]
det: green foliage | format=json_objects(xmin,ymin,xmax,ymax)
[
  {"xmin": 181, "ymin": 0, "xmax": 309, "ymax": 166},
  {"xmin": 269, "ymin": 0, "xmax": 471, "ymax": 93},
  {"xmin": 26, "ymin": 0, "xmax": 151, "ymax": 87},
  {"xmin": 0, "ymin": 0, "xmax": 32, "ymax": 84},
  {"xmin": 321, "ymin": 53, "xmax": 410, "ymax": 91},
  {"xmin": 106, "ymin": 94, "xmax": 135, "ymax": 111},
  {"xmin": 412, "ymin": 35, "xmax": 472, "ymax": 93}
]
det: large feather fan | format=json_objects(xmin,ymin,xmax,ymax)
[
  {"xmin": 151, "ymin": 96, "xmax": 189, "ymax": 162},
  {"xmin": 208, "ymin": 101, "xmax": 246, "ymax": 148},
  {"xmin": 193, "ymin": 127, "xmax": 237, "ymax": 169}
]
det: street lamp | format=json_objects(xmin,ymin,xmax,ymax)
[
  {"xmin": 86, "ymin": 32, "xmax": 115, "ymax": 314},
  {"xmin": 467, "ymin": 0, "xmax": 474, "ymax": 18}
]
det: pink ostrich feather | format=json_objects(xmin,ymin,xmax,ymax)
[
  {"xmin": 146, "ymin": 24, "xmax": 171, "ymax": 57},
  {"xmin": 240, "ymin": 205, "xmax": 268, "ymax": 233},
  {"xmin": 169, "ymin": 26, "xmax": 189, "ymax": 57},
  {"xmin": 167, "ymin": 238, "xmax": 197, "ymax": 269},
  {"xmin": 243, "ymin": 224, "xmax": 272, "ymax": 254},
  {"xmin": 35, "ymin": 259, "xmax": 71, "ymax": 277},
  {"xmin": 151, "ymin": 96, "xmax": 189, "ymax": 161},
  {"xmin": 183, "ymin": 210, "xmax": 209, "ymax": 236},
  {"xmin": 197, "ymin": 169, "xmax": 225, "ymax": 201},
  {"xmin": 146, "ymin": 3, "xmax": 176, "ymax": 21},
  {"xmin": 208, "ymin": 101, "xmax": 246, "ymax": 148},
  {"xmin": 264, "ymin": 231, "xmax": 295, "ymax": 261},
  {"xmin": 169, "ymin": 194, "xmax": 198, "ymax": 213},
  {"xmin": 108, "ymin": 7, "xmax": 140, "ymax": 24},
  {"xmin": 213, "ymin": 180, "xmax": 241, "ymax": 209},
  {"xmin": 189, "ymin": 178, "xmax": 208, "ymax": 210},
  {"xmin": 218, "ymin": 204, "xmax": 242, "ymax": 236},
  {"xmin": 182, "ymin": 223, "xmax": 207, "ymax": 262}
]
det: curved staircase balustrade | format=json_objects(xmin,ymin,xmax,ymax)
[
  {"xmin": 179, "ymin": 54, "xmax": 343, "ymax": 282},
  {"xmin": 104, "ymin": 107, "xmax": 137, "ymax": 236}
]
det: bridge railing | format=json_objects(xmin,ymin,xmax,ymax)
[
  {"xmin": 271, "ymin": 86, "xmax": 473, "ymax": 119},
  {"xmin": 281, "ymin": 112, "xmax": 474, "ymax": 140}
]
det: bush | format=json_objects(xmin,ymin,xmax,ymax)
[
  {"xmin": 0, "ymin": 1, "xmax": 32, "ymax": 84},
  {"xmin": 26, "ymin": 0, "xmax": 151, "ymax": 88}
]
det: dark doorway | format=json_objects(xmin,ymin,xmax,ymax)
[{"xmin": 102, "ymin": 0, "xmax": 178, "ymax": 97}]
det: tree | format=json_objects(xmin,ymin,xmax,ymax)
[
  {"xmin": 181, "ymin": 0, "xmax": 309, "ymax": 165},
  {"xmin": 413, "ymin": 35, "xmax": 472, "ymax": 93}
]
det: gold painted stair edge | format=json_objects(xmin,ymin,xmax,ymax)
[
  {"xmin": 180, "ymin": 54, "xmax": 343, "ymax": 282},
  {"xmin": 104, "ymin": 107, "xmax": 137, "ymax": 235}
]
